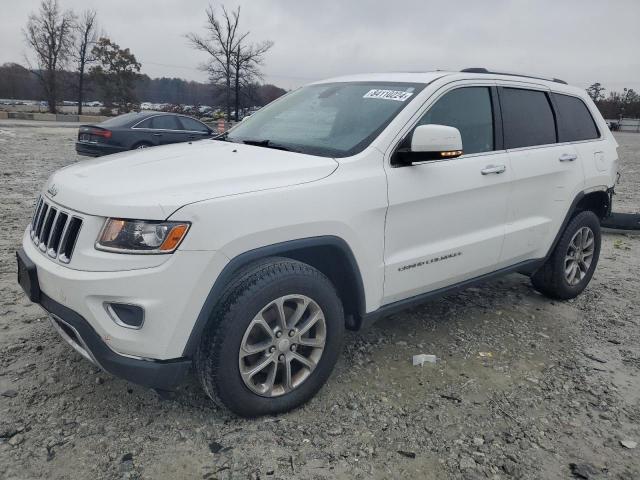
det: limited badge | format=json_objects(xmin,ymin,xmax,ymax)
[{"xmin": 363, "ymin": 89, "xmax": 413, "ymax": 102}]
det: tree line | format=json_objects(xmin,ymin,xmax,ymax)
[
  {"xmin": 587, "ymin": 83, "xmax": 640, "ymax": 119},
  {"xmin": 12, "ymin": 0, "xmax": 282, "ymax": 118},
  {"xmin": 0, "ymin": 62, "xmax": 285, "ymax": 112}
]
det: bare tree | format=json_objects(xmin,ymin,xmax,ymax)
[
  {"xmin": 187, "ymin": 4, "xmax": 245, "ymax": 121},
  {"xmin": 233, "ymin": 40, "xmax": 273, "ymax": 120},
  {"xmin": 23, "ymin": 0, "xmax": 75, "ymax": 113},
  {"xmin": 73, "ymin": 9, "xmax": 99, "ymax": 114},
  {"xmin": 187, "ymin": 4, "xmax": 272, "ymax": 122}
]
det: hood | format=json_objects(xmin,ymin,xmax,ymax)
[{"xmin": 44, "ymin": 140, "xmax": 339, "ymax": 219}]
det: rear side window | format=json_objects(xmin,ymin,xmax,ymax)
[
  {"xmin": 151, "ymin": 115, "xmax": 181, "ymax": 130},
  {"xmin": 179, "ymin": 116, "xmax": 209, "ymax": 132},
  {"xmin": 135, "ymin": 118, "xmax": 153, "ymax": 128},
  {"xmin": 501, "ymin": 88, "xmax": 556, "ymax": 149},
  {"xmin": 417, "ymin": 87, "xmax": 494, "ymax": 155},
  {"xmin": 552, "ymin": 93, "xmax": 599, "ymax": 142}
]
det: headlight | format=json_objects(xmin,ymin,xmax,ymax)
[{"xmin": 96, "ymin": 218, "xmax": 190, "ymax": 254}]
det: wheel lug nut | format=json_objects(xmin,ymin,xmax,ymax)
[
  {"xmin": 278, "ymin": 354, "xmax": 285, "ymax": 362},
  {"xmin": 290, "ymin": 344, "xmax": 297, "ymax": 352},
  {"xmin": 288, "ymin": 330, "xmax": 295, "ymax": 337},
  {"xmin": 275, "ymin": 331, "xmax": 282, "ymax": 338},
  {"xmin": 269, "ymin": 346, "xmax": 276, "ymax": 353}
]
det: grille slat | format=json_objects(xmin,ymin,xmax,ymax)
[
  {"xmin": 39, "ymin": 207, "xmax": 57, "ymax": 251},
  {"xmin": 29, "ymin": 199, "xmax": 83, "ymax": 264},
  {"xmin": 47, "ymin": 212, "xmax": 69, "ymax": 258},
  {"xmin": 59, "ymin": 217, "xmax": 82, "ymax": 263},
  {"xmin": 34, "ymin": 204, "xmax": 49, "ymax": 241},
  {"xmin": 30, "ymin": 197, "xmax": 43, "ymax": 236}
]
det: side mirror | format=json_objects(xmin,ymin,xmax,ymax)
[{"xmin": 394, "ymin": 124, "xmax": 463, "ymax": 166}]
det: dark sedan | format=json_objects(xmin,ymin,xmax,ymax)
[{"xmin": 75, "ymin": 111, "xmax": 214, "ymax": 157}]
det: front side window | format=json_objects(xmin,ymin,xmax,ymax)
[
  {"xmin": 501, "ymin": 88, "xmax": 556, "ymax": 149},
  {"xmin": 226, "ymin": 82, "xmax": 426, "ymax": 157},
  {"xmin": 416, "ymin": 87, "xmax": 494, "ymax": 155},
  {"xmin": 552, "ymin": 93, "xmax": 599, "ymax": 142}
]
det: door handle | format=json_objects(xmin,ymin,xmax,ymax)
[
  {"xmin": 481, "ymin": 164, "xmax": 506, "ymax": 175},
  {"xmin": 559, "ymin": 153, "xmax": 577, "ymax": 162},
  {"xmin": 153, "ymin": 133, "xmax": 162, "ymax": 137}
]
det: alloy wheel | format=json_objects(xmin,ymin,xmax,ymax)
[
  {"xmin": 564, "ymin": 226, "xmax": 595, "ymax": 286},
  {"xmin": 238, "ymin": 295, "xmax": 326, "ymax": 397}
]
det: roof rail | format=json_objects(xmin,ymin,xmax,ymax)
[{"xmin": 460, "ymin": 67, "xmax": 568, "ymax": 85}]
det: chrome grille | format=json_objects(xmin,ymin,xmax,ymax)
[{"xmin": 30, "ymin": 196, "xmax": 83, "ymax": 264}]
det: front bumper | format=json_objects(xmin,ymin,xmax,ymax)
[
  {"xmin": 21, "ymin": 227, "xmax": 227, "ymax": 359},
  {"xmin": 17, "ymin": 248, "xmax": 192, "ymax": 390}
]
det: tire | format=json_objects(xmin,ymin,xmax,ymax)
[
  {"xmin": 531, "ymin": 210, "xmax": 601, "ymax": 300},
  {"xmin": 195, "ymin": 257, "xmax": 345, "ymax": 417}
]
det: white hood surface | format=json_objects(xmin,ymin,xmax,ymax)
[{"xmin": 45, "ymin": 140, "xmax": 339, "ymax": 219}]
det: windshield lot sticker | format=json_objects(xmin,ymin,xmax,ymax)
[{"xmin": 363, "ymin": 89, "xmax": 413, "ymax": 102}]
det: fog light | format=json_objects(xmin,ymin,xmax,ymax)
[{"xmin": 104, "ymin": 303, "xmax": 145, "ymax": 329}]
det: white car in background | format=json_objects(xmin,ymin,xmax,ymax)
[{"xmin": 18, "ymin": 68, "xmax": 618, "ymax": 416}]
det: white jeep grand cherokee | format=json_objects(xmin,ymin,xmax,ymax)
[{"xmin": 17, "ymin": 69, "xmax": 618, "ymax": 416}]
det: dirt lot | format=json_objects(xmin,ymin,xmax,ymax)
[{"xmin": 0, "ymin": 121, "xmax": 639, "ymax": 480}]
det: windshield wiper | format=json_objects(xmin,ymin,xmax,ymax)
[
  {"xmin": 241, "ymin": 139, "xmax": 299, "ymax": 152},
  {"xmin": 212, "ymin": 131, "xmax": 232, "ymax": 141}
]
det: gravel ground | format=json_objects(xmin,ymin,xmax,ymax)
[{"xmin": 1, "ymin": 121, "xmax": 639, "ymax": 480}]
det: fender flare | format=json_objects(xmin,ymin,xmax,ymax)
[
  {"xmin": 541, "ymin": 187, "xmax": 611, "ymax": 264},
  {"xmin": 182, "ymin": 235, "xmax": 366, "ymax": 357}
]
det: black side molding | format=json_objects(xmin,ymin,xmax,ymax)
[
  {"xmin": 601, "ymin": 212, "xmax": 640, "ymax": 231},
  {"xmin": 359, "ymin": 258, "xmax": 544, "ymax": 329}
]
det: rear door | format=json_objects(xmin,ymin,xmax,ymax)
[
  {"xmin": 498, "ymin": 85, "xmax": 584, "ymax": 264},
  {"xmin": 551, "ymin": 92, "xmax": 606, "ymax": 187},
  {"xmin": 383, "ymin": 84, "xmax": 511, "ymax": 304}
]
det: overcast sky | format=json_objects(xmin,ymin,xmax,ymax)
[{"xmin": 2, "ymin": 0, "xmax": 639, "ymax": 92}]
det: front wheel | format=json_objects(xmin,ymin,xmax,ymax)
[
  {"xmin": 531, "ymin": 210, "xmax": 601, "ymax": 299},
  {"xmin": 195, "ymin": 258, "xmax": 344, "ymax": 417}
]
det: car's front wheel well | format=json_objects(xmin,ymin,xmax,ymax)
[
  {"xmin": 283, "ymin": 244, "xmax": 365, "ymax": 330},
  {"xmin": 182, "ymin": 237, "xmax": 367, "ymax": 358}
]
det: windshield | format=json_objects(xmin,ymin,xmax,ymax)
[{"xmin": 226, "ymin": 82, "xmax": 425, "ymax": 157}]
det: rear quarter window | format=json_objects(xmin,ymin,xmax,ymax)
[
  {"xmin": 501, "ymin": 88, "xmax": 556, "ymax": 149},
  {"xmin": 552, "ymin": 93, "xmax": 600, "ymax": 142}
]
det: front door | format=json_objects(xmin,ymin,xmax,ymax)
[{"xmin": 383, "ymin": 85, "xmax": 511, "ymax": 304}]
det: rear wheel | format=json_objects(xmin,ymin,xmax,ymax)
[
  {"xmin": 531, "ymin": 210, "xmax": 601, "ymax": 299},
  {"xmin": 195, "ymin": 258, "xmax": 344, "ymax": 417},
  {"xmin": 133, "ymin": 142, "xmax": 152, "ymax": 150}
]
